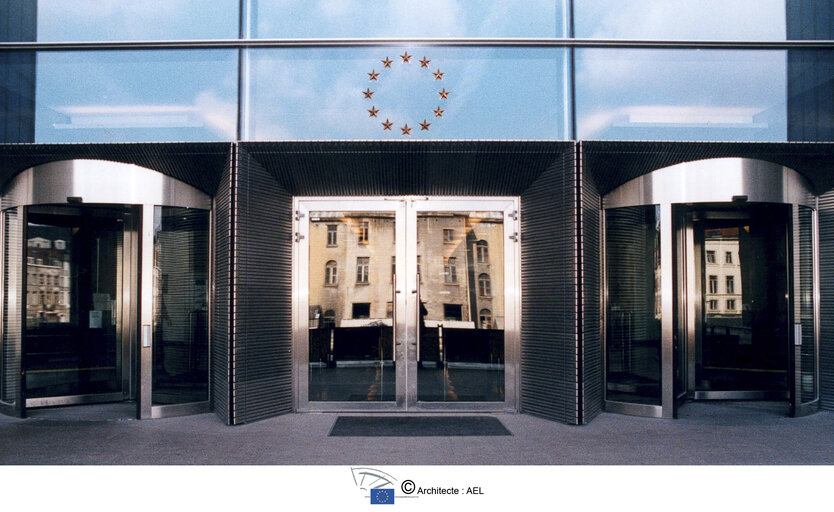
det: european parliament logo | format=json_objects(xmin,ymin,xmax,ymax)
[{"xmin": 371, "ymin": 488, "xmax": 395, "ymax": 505}]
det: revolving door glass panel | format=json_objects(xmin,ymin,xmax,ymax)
[
  {"xmin": 605, "ymin": 205, "xmax": 662, "ymax": 405},
  {"xmin": 24, "ymin": 208, "xmax": 125, "ymax": 399},
  {"xmin": 307, "ymin": 211, "xmax": 396, "ymax": 401},
  {"xmin": 694, "ymin": 207, "xmax": 790, "ymax": 393},
  {"xmin": 416, "ymin": 211, "xmax": 505, "ymax": 402},
  {"xmin": 152, "ymin": 206, "xmax": 210, "ymax": 406}
]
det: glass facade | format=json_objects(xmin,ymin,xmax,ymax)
[
  {"xmin": 247, "ymin": 0, "xmax": 568, "ymax": 38},
  {"xmin": 0, "ymin": 2, "xmax": 830, "ymax": 143}
]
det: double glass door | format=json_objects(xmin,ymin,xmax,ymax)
[{"xmin": 295, "ymin": 197, "xmax": 519, "ymax": 411}]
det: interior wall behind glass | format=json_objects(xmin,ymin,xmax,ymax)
[
  {"xmin": 575, "ymin": 49, "xmax": 788, "ymax": 141},
  {"xmin": 574, "ymin": 0, "xmax": 786, "ymax": 40},
  {"xmin": 247, "ymin": 0, "xmax": 567, "ymax": 38},
  {"xmin": 35, "ymin": 0, "xmax": 239, "ymax": 41},
  {"xmin": 34, "ymin": 50, "xmax": 238, "ymax": 143},
  {"xmin": 244, "ymin": 48, "xmax": 568, "ymax": 140}
]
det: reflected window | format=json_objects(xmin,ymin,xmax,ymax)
[
  {"xmin": 443, "ymin": 229, "xmax": 454, "ymax": 243},
  {"xmin": 417, "ymin": 255, "xmax": 422, "ymax": 282},
  {"xmin": 358, "ymin": 221, "xmax": 369, "ymax": 244},
  {"xmin": 727, "ymin": 299, "xmax": 736, "ymax": 311},
  {"xmin": 709, "ymin": 275, "xmax": 718, "ymax": 294},
  {"xmin": 325, "ymin": 260, "xmax": 338, "ymax": 286},
  {"xmin": 352, "ymin": 303, "xmax": 370, "ymax": 319},
  {"xmin": 726, "ymin": 275, "xmax": 735, "ymax": 294},
  {"xmin": 391, "ymin": 256, "xmax": 395, "ymax": 280},
  {"xmin": 386, "ymin": 302, "xmax": 393, "ymax": 319},
  {"xmin": 706, "ymin": 250, "xmax": 716, "ymax": 263},
  {"xmin": 326, "ymin": 224, "xmax": 338, "ymax": 246},
  {"xmin": 725, "ymin": 251, "xmax": 733, "ymax": 263},
  {"xmin": 444, "ymin": 257, "xmax": 458, "ymax": 284},
  {"xmin": 356, "ymin": 256, "xmax": 369, "ymax": 284},
  {"xmin": 476, "ymin": 240, "xmax": 489, "ymax": 264},
  {"xmin": 478, "ymin": 273, "xmax": 492, "ymax": 297},
  {"xmin": 443, "ymin": 304, "xmax": 462, "ymax": 321},
  {"xmin": 708, "ymin": 299, "xmax": 718, "ymax": 311},
  {"xmin": 322, "ymin": 309, "xmax": 335, "ymax": 328},
  {"xmin": 479, "ymin": 309, "xmax": 493, "ymax": 329}
]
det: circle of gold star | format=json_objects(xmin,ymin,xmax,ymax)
[{"xmin": 362, "ymin": 51, "xmax": 450, "ymax": 136}]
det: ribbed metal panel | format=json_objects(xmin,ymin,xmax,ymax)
[
  {"xmin": 0, "ymin": 142, "xmax": 231, "ymax": 194},
  {"xmin": 519, "ymin": 148, "xmax": 579, "ymax": 425},
  {"xmin": 579, "ymin": 145, "xmax": 603, "ymax": 423},
  {"xmin": 582, "ymin": 141, "xmax": 834, "ymax": 196},
  {"xmin": 239, "ymin": 141, "xmax": 568, "ymax": 196},
  {"xmin": 232, "ymin": 147, "xmax": 294, "ymax": 424},
  {"xmin": 211, "ymin": 151, "xmax": 233, "ymax": 424},
  {"xmin": 818, "ymin": 190, "xmax": 834, "ymax": 411}
]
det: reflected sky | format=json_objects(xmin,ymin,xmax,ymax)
[
  {"xmin": 575, "ymin": 49, "xmax": 787, "ymax": 141},
  {"xmin": 36, "ymin": 0, "xmax": 239, "ymax": 41},
  {"xmin": 35, "ymin": 51, "xmax": 238, "ymax": 143},
  {"xmin": 248, "ymin": 0, "xmax": 567, "ymax": 38},
  {"xmin": 574, "ymin": 0, "xmax": 786, "ymax": 40},
  {"xmin": 245, "ymin": 48, "xmax": 568, "ymax": 140}
]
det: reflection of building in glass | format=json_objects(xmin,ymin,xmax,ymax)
[
  {"xmin": 26, "ymin": 236, "xmax": 71, "ymax": 326},
  {"xmin": 703, "ymin": 228, "xmax": 742, "ymax": 318},
  {"xmin": 307, "ymin": 212, "xmax": 503, "ymax": 330}
]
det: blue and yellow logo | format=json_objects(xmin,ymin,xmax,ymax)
[{"xmin": 371, "ymin": 488, "xmax": 395, "ymax": 505}]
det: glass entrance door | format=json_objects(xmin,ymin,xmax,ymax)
[
  {"xmin": 295, "ymin": 197, "xmax": 519, "ymax": 412},
  {"xmin": 688, "ymin": 206, "xmax": 791, "ymax": 399},
  {"xmin": 23, "ymin": 205, "xmax": 137, "ymax": 407}
]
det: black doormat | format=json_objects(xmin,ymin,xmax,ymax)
[{"xmin": 329, "ymin": 416, "xmax": 512, "ymax": 437}]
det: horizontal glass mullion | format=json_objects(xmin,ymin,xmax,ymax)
[{"xmin": 243, "ymin": 47, "xmax": 569, "ymax": 141}]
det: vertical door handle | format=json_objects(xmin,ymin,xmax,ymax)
[{"xmin": 415, "ymin": 274, "xmax": 421, "ymax": 362}]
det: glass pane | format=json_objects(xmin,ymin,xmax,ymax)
[
  {"xmin": 245, "ymin": 48, "xmax": 568, "ymax": 140},
  {"xmin": 24, "ymin": 209, "xmax": 123, "ymax": 398},
  {"xmin": 308, "ymin": 212, "xmax": 395, "ymax": 401},
  {"xmin": 33, "ymin": 50, "xmax": 238, "ymax": 143},
  {"xmin": 605, "ymin": 206, "xmax": 661, "ymax": 405},
  {"xmin": 696, "ymin": 207, "xmax": 790, "ymax": 392},
  {"xmin": 152, "ymin": 207, "xmax": 209, "ymax": 406},
  {"xmin": 1, "ymin": 209, "xmax": 22, "ymax": 406},
  {"xmin": 574, "ymin": 0, "xmax": 786, "ymax": 40},
  {"xmin": 35, "ymin": 0, "xmax": 239, "ymax": 41},
  {"xmin": 575, "ymin": 49, "xmax": 787, "ymax": 141},
  {"xmin": 797, "ymin": 205, "xmax": 816, "ymax": 403},
  {"xmin": 417, "ymin": 211, "xmax": 504, "ymax": 402},
  {"xmin": 247, "ymin": 0, "xmax": 566, "ymax": 38}
]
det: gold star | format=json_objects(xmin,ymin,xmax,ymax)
[
  {"xmin": 367, "ymin": 69, "xmax": 379, "ymax": 81},
  {"xmin": 419, "ymin": 119, "xmax": 431, "ymax": 131},
  {"xmin": 401, "ymin": 124, "xmax": 412, "ymax": 135},
  {"xmin": 419, "ymin": 57, "xmax": 431, "ymax": 68},
  {"xmin": 400, "ymin": 51, "xmax": 412, "ymax": 63},
  {"xmin": 362, "ymin": 88, "xmax": 374, "ymax": 99},
  {"xmin": 433, "ymin": 106, "xmax": 445, "ymax": 118},
  {"xmin": 432, "ymin": 69, "xmax": 444, "ymax": 80},
  {"xmin": 382, "ymin": 119, "xmax": 393, "ymax": 130},
  {"xmin": 381, "ymin": 57, "xmax": 393, "ymax": 68},
  {"xmin": 438, "ymin": 88, "xmax": 450, "ymax": 100},
  {"xmin": 367, "ymin": 106, "xmax": 379, "ymax": 118}
]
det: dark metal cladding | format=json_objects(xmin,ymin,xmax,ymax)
[
  {"xmin": 0, "ymin": 142, "xmax": 231, "ymax": 194},
  {"xmin": 579, "ymin": 144, "xmax": 603, "ymax": 423},
  {"xmin": 231, "ymin": 147, "xmax": 294, "ymax": 424},
  {"xmin": 581, "ymin": 141, "xmax": 834, "ymax": 196},
  {"xmin": 211, "ymin": 149, "xmax": 234, "ymax": 424},
  {"xmin": 818, "ymin": 190, "xmax": 834, "ymax": 411},
  {"xmin": 520, "ymin": 147, "xmax": 580, "ymax": 425}
]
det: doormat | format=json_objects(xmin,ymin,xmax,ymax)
[{"xmin": 329, "ymin": 416, "xmax": 512, "ymax": 437}]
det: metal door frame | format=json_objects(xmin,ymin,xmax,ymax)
[
  {"xmin": 0, "ymin": 159, "xmax": 212, "ymax": 419},
  {"xmin": 293, "ymin": 196, "xmax": 520, "ymax": 413},
  {"xmin": 602, "ymin": 158, "xmax": 819, "ymax": 419}
]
